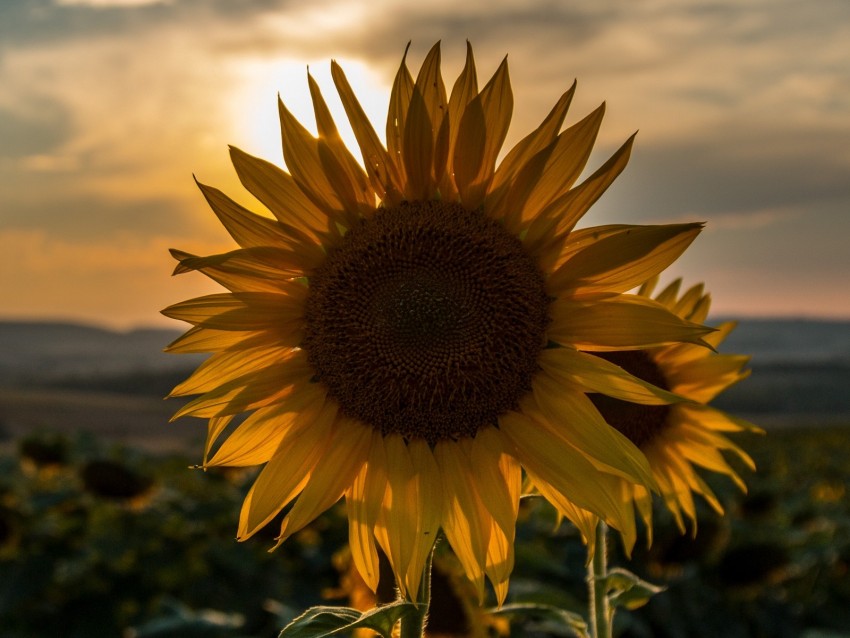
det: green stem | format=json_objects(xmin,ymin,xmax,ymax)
[
  {"xmin": 399, "ymin": 544, "xmax": 435, "ymax": 638},
  {"xmin": 588, "ymin": 521, "xmax": 612, "ymax": 638}
]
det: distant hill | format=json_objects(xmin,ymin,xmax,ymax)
[
  {"xmin": 708, "ymin": 318, "xmax": 850, "ymax": 425},
  {"xmin": 715, "ymin": 318, "xmax": 850, "ymax": 365},
  {"xmin": 0, "ymin": 321, "xmax": 201, "ymax": 395},
  {"xmin": 0, "ymin": 318, "xmax": 848, "ymax": 425}
]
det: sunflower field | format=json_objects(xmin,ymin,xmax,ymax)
[{"xmin": 1, "ymin": 426, "xmax": 848, "ymax": 638}]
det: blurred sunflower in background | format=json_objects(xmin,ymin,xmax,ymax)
[
  {"xmin": 164, "ymin": 42, "xmax": 711, "ymax": 604},
  {"xmin": 563, "ymin": 277, "xmax": 759, "ymax": 552}
]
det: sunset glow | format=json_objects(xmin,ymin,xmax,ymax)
[{"xmin": 1, "ymin": 0, "xmax": 848, "ymax": 328}]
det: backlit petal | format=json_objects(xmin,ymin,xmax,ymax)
[
  {"xmin": 549, "ymin": 294, "xmax": 714, "ymax": 350},
  {"xmin": 236, "ymin": 401, "xmax": 337, "ymax": 539},
  {"xmin": 454, "ymin": 57, "xmax": 512, "ymax": 208}
]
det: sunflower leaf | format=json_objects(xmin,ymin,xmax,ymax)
[
  {"xmin": 488, "ymin": 602, "xmax": 590, "ymax": 638},
  {"xmin": 602, "ymin": 567, "xmax": 665, "ymax": 610},
  {"xmin": 277, "ymin": 602, "xmax": 418, "ymax": 638}
]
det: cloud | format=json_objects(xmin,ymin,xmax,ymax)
[
  {"xmin": 2, "ymin": 0, "xmax": 849, "ymax": 323},
  {"xmin": 0, "ymin": 95, "xmax": 72, "ymax": 159},
  {"xmin": 587, "ymin": 127, "xmax": 850, "ymax": 227},
  {"xmin": 0, "ymin": 228, "xmax": 227, "ymax": 328},
  {"xmin": 0, "ymin": 191, "xmax": 203, "ymax": 240},
  {"xmin": 57, "ymin": 0, "xmax": 171, "ymax": 6}
]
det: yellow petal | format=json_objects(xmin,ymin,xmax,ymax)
[
  {"xmin": 441, "ymin": 41, "xmax": 478, "ymax": 200},
  {"xmin": 332, "ymin": 60, "xmax": 403, "ymax": 204},
  {"xmin": 164, "ymin": 326, "xmax": 260, "ymax": 354},
  {"xmin": 500, "ymin": 410, "xmax": 637, "ymax": 536},
  {"xmin": 206, "ymin": 383, "xmax": 326, "ymax": 467},
  {"xmin": 516, "ymin": 103, "xmax": 606, "ymax": 226},
  {"xmin": 673, "ymin": 283, "xmax": 706, "ymax": 320},
  {"xmin": 171, "ymin": 247, "xmax": 311, "ymax": 292},
  {"xmin": 470, "ymin": 429, "xmax": 519, "ymax": 604},
  {"xmin": 657, "ymin": 449, "xmax": 701, "ymax": 524},
  {"xmin": 547, "ymin": 224, "xmax": 703, "ymax": 295},
  {"xmin": 676, "ymin": 409, "xmax": 758, "ymax": 469},
  {"xmin": 171, "ymin": 352, "xmax": 313, "ymax": 420},
  {"xmin": 276, "ymin": 418, "xmax": 372, "ymax": 544},
  {"xmin": 405, "ymin": 439, "xmax": 443, "ymax": 597},
  {"xmin": 637, "ymin": 274, "xmax": 660, "ymax": 298},
  {"xmin": 402, "ymin": 42, "xmax": 446, "ymax": 200},
  {"xmin": 278, "ymin": 97, "xmax": 356, "ymax": 223},
  {"xmin": 470, "ymin": 428, "xmax": 519, "ymax": 539},
  {"xmin": 374, "ymin": 434, "xmax": 417, "ymax": 598},
  {"xmin": 308, "ymin": 71, "xmax": 374, "ymax": 217},
  {"xmin": 195, "ymin": 180, "xmax": 325, "ymax": 267},
  {"xmin": 453, "ymin": 56, "xmax": 513, "ymax": 208},
  {"xmin": 654, "ymin": 321, "xmax": 738, "ymax": 366},
  {"xmin": 666, "ymin": 354, "xmax": 751, "ymax": 402},
  {"xmin": 632, "ymin": 483, "xmax": 654, "ymax": 545},
  {"xmin": 549, "ymin": 294, "xmax": 714, "ymax": 350},
  {"xmin": 386, "ymin": 44, "xmax": 414, "ymax": 187},
  {"xmin": 530, "ymin": 380, "xmax": 655, "ymax": 487},
  {"xmin": 169, "ymin": 344, "xmax": 294, "ymax": 397},
  {"xmin": 346, "ymin": 431, "xmax": 389, "ymax": 591},
  {"xmin": 523, "ymin": 135, "xmax": 634, "ymax": 264},
  {"xmin": 678, "ymin": 403, "xmax": 763, "ymax": 435},
  {"xmin": 490, "ymin": 81, "xmax": 575, "ymax": 195},
  {"xmin": 654, "ymin": 278, "xmax": 683, "ymax": 307},
  {"xmin": 548, "ymin": 224, "xmax": 633, "ymax": 268},
  {"xmin": 203, "ymin": 415, "xmax": 233, "ymax": 466},
  {"xmin": 689, "ymin": 293, "xmax": 712, "ymax": 325},
  {"xmin": 237, "ymin": 401, "xmax": 337, "ymax": 539},
  {"xmin": 538, "ymin": 347, "xmax": 686, "ymax": 405},
  {"xmin": 434, "ymin": 439, "xmax": 490, "ymax": 602},
  {"xmin": 229, "ymin": 145, "xmax": 335, "ymax": 241},
  {"xmin": 532, "ymin": 482, "xmax": 601, "ymax": 558},
  {"xmin": 162, "ymin": 288, "xmax": 307, "ymax": 330}
]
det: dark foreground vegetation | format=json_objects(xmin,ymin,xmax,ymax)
[{"xmin": 1, "ymin": 426, "xmax": 848, "ymax": 638}]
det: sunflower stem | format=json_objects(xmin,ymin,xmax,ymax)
[
  {"xmin": 588, "ymin": 521, "xmax": 612, "ymax": 638},
  {"xmin": 399, "ymin": 544, "xmax": 434, "ymax": 638}
]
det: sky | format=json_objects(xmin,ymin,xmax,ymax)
[{"xmin": 1, "ymin": 0, "xmax": 848, "ymax": 329}]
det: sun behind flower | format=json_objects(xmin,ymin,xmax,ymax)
[{"xmin": 164, "ymin": 42, "xmax": 711, "ymax": 604}]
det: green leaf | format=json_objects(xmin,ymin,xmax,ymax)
[
  {"xmin": 488, "ymin": 602, "xmax": 590, "ymax": 638},
  {"xmin": 278, "ymin": 601, "xmax": 419, "ymax": 638},
  {"xmin": 602, "ymin": 568, "xmax": 665, "ymax": 610}
]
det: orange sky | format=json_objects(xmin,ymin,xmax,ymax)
[{"xmin": 1, "ymin": 0, "xmax": 849, "ymax": 328}]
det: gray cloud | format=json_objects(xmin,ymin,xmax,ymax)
[
  {"xmin": 1, "ymin": 184, "xmax": 200, "ymax": 240},
  {"xmin": 600, "ymin": 129, "xmax": 850, "ymax": 223},
  {"xmin": 0, "ymin": 96, "xmax": 72, "ymax": 158},
  {"xmin": 2, "ymin": 0, "xmax": 849, "ymax": 321},
  {"xmin": 0, "ymin": 0, "xmax": 300, "ymax": 51}
]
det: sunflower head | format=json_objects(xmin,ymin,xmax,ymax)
[
  {"xmin": 303, "ymin": 199, "xmax": 551, "ymax": 444},
  {"xmin": 165, "ymin": 42, "xmax": 712, "ymax": 602},
  {"xmin": 586, "ymin": 276, "xmax": 760, "ymax": 540}
]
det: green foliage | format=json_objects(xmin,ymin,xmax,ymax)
[
  {"xmin": 504, "ymin": 427, "xmax": 850, "ymax": 637},
  {"xmin": 0, "ymin": 434, "xmax": 346, "ymax": 638},
  {"xmin": 602, "ymin": 568, "xmax": 665, "ymax": 611},
  {"xmin": 2, "ymin": 425, "xmax": 850, "ymax": 637},
  {"xmin": 489, "ymin": 603, "xmax": 589, "ymax": 638},
  {"xmin": 278, "ymin": 601, "xmax": 418, "ymax": 638}
]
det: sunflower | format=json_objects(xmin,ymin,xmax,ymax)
[
  {"xmin": 164, "ymin": 42, "xmax": 711, "ymax": 604},
  {"xmin": 574, "ymin": 277, "xmax": 759, "ymax": 549}
]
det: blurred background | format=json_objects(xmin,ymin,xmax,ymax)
[{"xmin": 1, "ymin": 0, "xmax": 849, "ymax": 636}]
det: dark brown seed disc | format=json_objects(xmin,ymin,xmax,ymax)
[
  {"xmin": 303, "ymin": 201, "xmax": 550, "ymax": 444},
  {"xmin": 587, "ymin": 350, "xmax": 672, "ymax": 448}
]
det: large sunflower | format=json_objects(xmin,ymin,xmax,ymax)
[
  {"xmin": 569, "ymin": 277, "xmax": 758, "ymax": 550},
  {"xmin": 164, "ymin": 43, "xmax": 712, "ymax": 603}
]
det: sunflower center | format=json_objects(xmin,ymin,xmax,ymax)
[
  {"xmin": 588, "ymin": 350, "xmax": 672, "ymax": 448},
  {"xmin": 303, "ymin": 201, "xmax": 550, "ymax": 444}
]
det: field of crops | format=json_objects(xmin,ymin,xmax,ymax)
[{"xmin": 1, "ymin": 426, "xmax": 848, "ymax": 637}]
